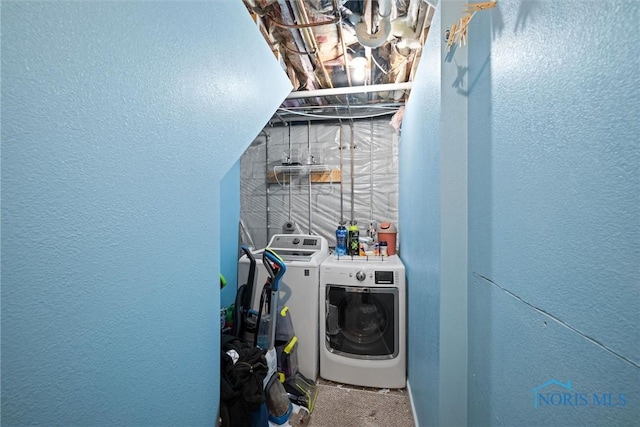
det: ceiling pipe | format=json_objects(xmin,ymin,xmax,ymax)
[
  {"xmin": 334, "ymin": 0, "xmax": 353, "ymax": 87},
  {"xmin": 276, "ymin": 0, "xmax": 320, "ymax": 90},
  {"xmin": 392, "ymin": 51, "xmax": 410, "ymax": 101},
  {"xmin": 408, "ymin": 4, "xmax": 434, "ymax": 82},
  {"xmin": 293, "ymin": 0, "xmax": 334, "ymax": 89},
  {"xmin": 285, "ymin": 81, "xmax": 412, "ymax": 99},
  {"xmin": 268, "ymin": 15, "xmax": 340, "ymax": 29},
  {"xmin": 274, "ymin": 111, "xmax": 289, "ymax": 126},
  {"xmin": 244, "ymin": 0, "xmax": 276, "ymax": 16},
  {"xmin": 355, "ymin": 0, "xmax": 392, "ymax": 49},
  {"xmin": 391, "ymin": 0, "xmax": 423, "ymax": 49}
]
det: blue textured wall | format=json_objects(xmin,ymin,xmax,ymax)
[
  {"xmin": 399, "ymin": 4, "xmax": 442, "ymax": 426},
  {"xmin": 1, "ymin": 2, "xmax": 291, "ymax": 425},
  {"xmin": 402, "ymin": 0, "xmax": 639, "ymax": 425},
  {"xmin": 220, "ymin": 160, "xmax": 241, "ymax": 309},
  {"xmin": 467, "ymin": 1, "xmax": 640, "ymax": 425},
  {"xmin": 401, "ymin": 1, "xmax": 471, "ymax": 424},
  {"xmin": 439, "ymin": 1, "xmax": 469, "ymax": 425}
]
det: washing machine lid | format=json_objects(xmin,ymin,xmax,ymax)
[{"xmin": 267, "ymin": 234, "xmax": 329, "ymax": 262}]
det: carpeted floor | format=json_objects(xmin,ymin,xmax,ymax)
[{"xmin": 308, "ymin": 382, "xmax": 415, "ymax": 427}]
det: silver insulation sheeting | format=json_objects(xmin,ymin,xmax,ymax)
[{"xmin": 240, "ymin": 118, "xmax": 399, "ymax": 251}]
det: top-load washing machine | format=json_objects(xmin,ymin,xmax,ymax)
[
  {"xmin": 238, "ymin": 234, "xmax": 330, "ymax": 382},
  {"xmin": 319, "ymin": 254, "xmax": 406, "ymax": 389}
]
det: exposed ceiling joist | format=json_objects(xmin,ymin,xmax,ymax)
[{"xmin": 245, "ymin": 0, "xmax": 434, "ymax": 122}]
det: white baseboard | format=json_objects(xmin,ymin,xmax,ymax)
[{"xmin": 407, "ymin": 379, "xmax": 420, "ymax": 427}]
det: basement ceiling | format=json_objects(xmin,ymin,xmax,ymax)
[{"xmin": 244, "ymin": 0, "xmax": 435, "ymax": 125}]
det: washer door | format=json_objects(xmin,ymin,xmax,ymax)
[{"xmin": 325, "ymin": 285, "xmax": 398, "ymax": 359}]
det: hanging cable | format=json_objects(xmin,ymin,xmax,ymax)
[
  {"xmin": 334, "ymin": 0, "xmax": 353, "ymax": 87},
  {"xmin": 349, "ymin": 121, "xmax": 355, "ymax": 222},
  {"xmin": 307, "ymin": 121, "xmax": 313, "ymax": 234},
  {"xmin": 339, "ymin": 124, "xmax": 344, "ymax": 223},
  {"xmin": 369, "ymin": 118, "xmax": 374, "ymax": 224},
  {"xmin": 288, "ymin": 125, "xmax": 292, "ymax": 222},
  {"xmin": 267, "ymin": 15, "xmax": 340, "ymax": 29},
  {"xmin": 280, "ymin": 42, "xmax": 316, "ymax": 56},
  {"xmin": 277, "ymin": 107, "xmax": 399, "ymax": 120}
]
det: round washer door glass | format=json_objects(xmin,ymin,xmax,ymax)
[{"xmin": 325, "ymin": 285, "xmax": 398, "ymax": 359}]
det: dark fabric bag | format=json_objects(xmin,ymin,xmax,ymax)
[{"xmin": 220, "ymin": 334, "xmax": 268, "ymax": 427}]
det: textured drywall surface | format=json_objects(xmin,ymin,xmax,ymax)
[
  {"xmin": 1, "ymin": 2, "xmax": 291, "ymax": 425},
  {"xmin": 467, "ymin": 1, "xmax": 640, "ymax": 425},
  {"xmin": 220, "ymin": 160, "xmax": 241, "ymax": 308},
  {"xmin": 399, "ymin": 4, "xmax": 442, "ymax": 426},
  {"xmin": 469, "ymin": 275, "xmax": 639, "ymax": 426},
  {"xmin": 438, "ymin": 1, "xmax": 469, "ymax": 425}
]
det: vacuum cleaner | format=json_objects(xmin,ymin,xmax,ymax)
[
  {"xmin": 273, "ymin": 306, "xmax": 319, "ymax": 414},
  {"xmin": 259, "ymin": 248, "xmax": 310, "ymax": 426},
  {"xmin": 233, "ymin": 246, "xmax": 258, "ymax": 341},
  {"xmin": 234, "ymin": 246, "xmax": 310, "ymax": 426}
]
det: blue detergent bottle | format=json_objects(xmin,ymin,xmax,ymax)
[{"xmin": 335, "ymin": 221, "xmax": 347, "ymax": 256}]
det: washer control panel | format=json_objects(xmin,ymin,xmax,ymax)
[
  {"xmin": 270, "ymin": 234, "xmax": 323, "ymax": 250},
  {"xmin": 321, "ymin": 255, "xmax": 404, "ymax": 287},
  {"xmin": 337, "ymin": 269, "xmax": 397, "ymax": 286}
]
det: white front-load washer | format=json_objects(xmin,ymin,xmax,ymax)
[
  {"xmin": 238, "ymin": 234, "xmax": 330, "ymax": 382},
  {"xmin": 319, "ymin": 254, "xmax": 406, "ymax": 388}
]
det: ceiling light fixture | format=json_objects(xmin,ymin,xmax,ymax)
[{"xmin": 350, "ymin": 56, "xmax": 368, "ymax": 83}]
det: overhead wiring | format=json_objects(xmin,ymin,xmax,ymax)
[
  {"xmin": 244, "ymin": 0, "xmax": 434, "ymax": 109},
  {"xmin": 371, "ymin": 49, "xmax": 414, "ymax": 76},
  {"xmin": 280, "ymin": 42, "xmax": 316, "ymax": 56},
  {"xmin": 268, "ymin": 15, "xmax": 340, "ymax": 29},
  {"xmin": 277, "ymin": 107, "xmax": 399, "ymax": 121},
  {"xmin": 283, "ymin": 104, "xmax": 401, "ymax": 111}
]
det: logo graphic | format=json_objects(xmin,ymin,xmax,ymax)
[
  {"xmin": 532, "ymin": 379, "xmax": 627, "ymax": 409},
  {"xmin": 532, "ymin": 379, "xmax": 573, "ymax": 408}
]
